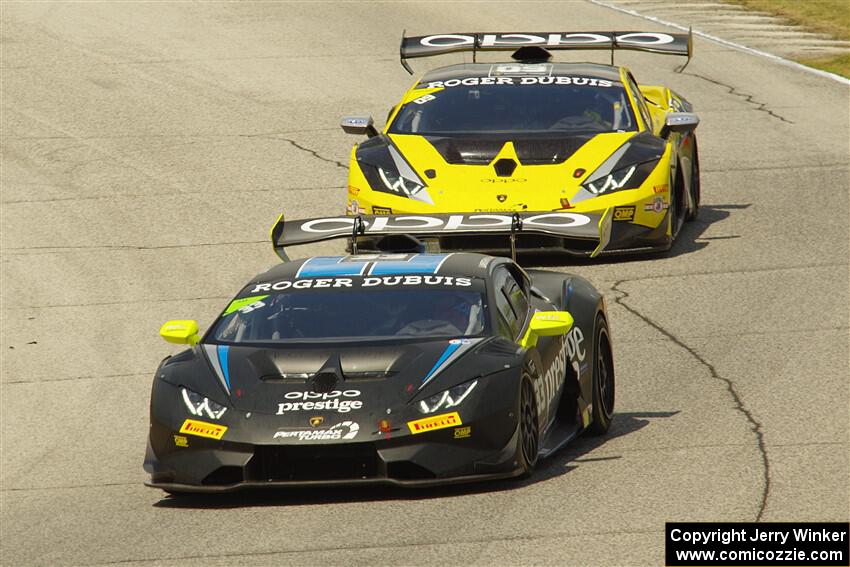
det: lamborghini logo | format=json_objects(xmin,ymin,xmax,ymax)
[
  {"xmin": 497, "ymin": 194, "xmax": 507, "ymax": 202},
  {"xmin": 309, "ymin": 416, "xmax": 324, "ymax": 427}
]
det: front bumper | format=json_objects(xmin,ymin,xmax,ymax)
[
  {"xmin": 145, "ymin": 375, "xmax": 522, "ymax": 492},
  {"xmin": 144, "ymin": 423, "xmax": 523, "ymax": 492}
]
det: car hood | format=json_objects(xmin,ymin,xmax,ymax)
[
  {"xmin": 356, "ymin": 131, "xmax": 666, "ymax": 212},
  {"xmin": 189, "ymin": 338, "xmax": 516, "ymax": 417}
]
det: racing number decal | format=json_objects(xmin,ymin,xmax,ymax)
[{"xmin": 412, "ymin": 94, "xmax": 436, "ymax": 105}]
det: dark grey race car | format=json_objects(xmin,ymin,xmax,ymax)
[{"xmin": 144, "ymin": 212, "xmax": 615, "ymax": 491}]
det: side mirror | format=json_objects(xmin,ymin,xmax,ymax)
[
  {"xmin": 519, "ymin": 311, "xmax": 574, "ymax": 349},
  {"xmin": 340, "ymin": 115, "xmax": 378, "ymax": 137},
  {"xmin": 160, "ymin": 320, "xmax": 200, "ymax": 345},
  {"xmin": 660, "ymin": 112, "xmax": 699, "ymax": 138}
]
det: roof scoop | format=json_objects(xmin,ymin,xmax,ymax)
[{"xmin": 510, "ymin": 46, "xmax": 552, "ymax": 62}]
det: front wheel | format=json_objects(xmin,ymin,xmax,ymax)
[
  {"xmin": 587, "ymin": 315, "xmax": 615, "ymax": 435},
  {"xmin": 686, "ymin": 138, "xmax": 701, "ymax": 221},
  {"xmin": 517, "ymin": 373, "xmax": 540, "ymax": 478}
]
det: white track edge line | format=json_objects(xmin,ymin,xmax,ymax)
[{"xmin": 587, "ymin": 0, "xmax": 850, "ymax": 86}]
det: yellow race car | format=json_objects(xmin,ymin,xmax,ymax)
[{"xmin": 341, "ymin": 31, "xmax": 700, "ymax": 256}]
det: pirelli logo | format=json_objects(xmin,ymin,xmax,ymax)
[
  {"xmin": 407, "ymin": 412, "xmax": 461, "ymax": 435},
  {"xmin": 179, "ymin": 419, "xmax": 227, "ymax": 440}
]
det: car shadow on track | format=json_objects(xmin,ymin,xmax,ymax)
[
  {"xmin": 516, "ymin": 204, "xmax": 748, "ymax": 267},
  {"xmin": 152, "ymin": 410, "xmax": 678, "ymax": 509}
]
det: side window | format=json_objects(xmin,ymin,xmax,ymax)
[
  {"xmin": 492, "ymin": 266, "xmax": 529, "ymax": 340},
  {"xmin": 626, "ymin": 72, "xmax": 653, "ymax": 132},
  {"xmin": 504, "ymin": 276, "xmax": 529, "ymax": 327}
]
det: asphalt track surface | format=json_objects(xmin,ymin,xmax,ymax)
[{"xmin": 1, "ymin": 2, "xmax": 848, "ymax": 566}]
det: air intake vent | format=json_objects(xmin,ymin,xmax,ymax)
[{"xmin": 493, "ymin": 158, "xmax": 517, "ymax": 177}]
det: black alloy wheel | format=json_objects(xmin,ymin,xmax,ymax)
[
  {"xmin": 518, "ymin": 374, "xmax": 540, "ymax": 476},
  {"xmin": 588, "ymin": 315, "xmax": 615, "ymax": 435}
]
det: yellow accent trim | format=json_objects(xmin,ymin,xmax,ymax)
[
  {"xmin": 591, "ymin": 208, "xmax": 613, "ymax": 258},
  {"xmin": 519, "ymin": 311, "xmax": 574, "ymax": 349},
  {"xmin": 159, "ymin": 320, "xmax": 200, "ymax": 346}
]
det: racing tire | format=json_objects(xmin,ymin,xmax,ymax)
[
  {"xmin": 670, "ymin": 161, "xmax": 687, "ymax": 240},
  {"xmin": 686, "ymin": 137, "xmax": 701, "ymax": 221},
  {"xmin": 587, "ymin": 314, "xmax": 615, "ymax": 436},
  {"xmin": 517, "ymin": 372, "xmax": 540, "ymax": 478}
]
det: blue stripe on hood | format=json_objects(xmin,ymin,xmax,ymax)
[{"xmin": 217, "ymin": 345, "xmax": 231, "ymax": 390}]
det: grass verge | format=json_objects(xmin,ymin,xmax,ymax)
[{"xmin": 723, "ymin": 0, "xmax": 850, "ymax": 77}]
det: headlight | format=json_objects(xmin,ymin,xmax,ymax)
[
  {"xmin": 361, "ymin": 163, "xmax": 434, "ymax": 205},
  {"xmin": 582, "ymin": 160, "xmax": 657, "ymax": 196},
  {"xmin": 357, "ymin": 141, "xmax": 433, "ymax": 205},
  {"xmin": 417, "ymin": 380, "xmax": 477, "ymax": 414},
  {"xmin": 181, "ymin": 387, "xmax": 227, "ymax": 420}
]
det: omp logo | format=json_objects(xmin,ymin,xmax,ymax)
[
  {"xmin": 419, "ymin": 32, "xmax": 676, "ymax": 48},
  {"xmin": 299, "ymin": 213, "xmax": 591, "ymax": 234},
  {"xmin": 613, "ymin": 206, "xmax": 635, "ymax": 222},
  {"xmin": 407, "ymin": 412, "xmax": 461, "ymax": 435},
  {"xmin": 179, "ymin": 419, "xmax": 227, "ymax": 440}
]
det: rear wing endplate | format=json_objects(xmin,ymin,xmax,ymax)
[
  {"xmin": 270, "ymin": 211, "xmax": 613, "ymax": 262},
  {"xmin": 399, "ymin": 30, "xmax": 693, "ymax": 73}
]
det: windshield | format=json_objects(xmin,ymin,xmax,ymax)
[
  {"xmin": 211, "ymin": 287, "xmax": 488, "ymax": 344},
  {"xmin": 389, "ymin": 78, "xmax": 636, "ymax": 135}
]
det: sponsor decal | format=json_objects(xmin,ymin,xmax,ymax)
[
  {"xmin": 407, "ymin": 411, "xmax": 461, "ymax": 435},
  {"xmin": 454, "ymin": 426, "xmax": 472, "ymax": 439},
  {"xmin": 280, "ymin": 391, "xmax": 362, "ymax": 415},
  {"xmin": 497, "ymin": 194, "xmax": 507, "ymax": 203},
  {"xmin": 250, "ymin": 275, "xmax": 472, "ymax": 294},
  {"xmin": 653, "ymin": 184, "xmax": 669, "ymax": 194},
  {"xmin": 482, "ymin": 178, "xmax": 526, "ymax": 183},
  {"xmin": 613, "ymin": 206, "xmax": 636, "ymax": 222},
  {"xmin": 425, "ymin": 76, "xmax": 613, "ymax": 89},
  {"xmin": 273, "ymin": 421, "xmax": 359, "ymax": 441},
  {"xmin": 372, "ymin": 206, "xmax": 393, "ymax": 215},
  {"xmin": 173, "ymin": 435, "xmax": 189, "ymax": 447},
  {"xmin": 644, "ymin": 197, "xmax": 669, "ymax": 213},
  {"xmin": 179, "ymin": 419, "xmax": 227, "ymax": 440},
  {"xmin": 347, "ymin": 200, "xmax": 366, "ymax": 215},
  {"xmin": 299, "ymin": 212, "xmax": 591, "ymax": 235},
  {"xmin": 309, "ymin": 416, "xmax": 324, "ymax": 427},
  {"xmin": 566, "ymin": 326, "xmax": 586, "ymax": 362},
  {"xmin": 534, "ymin": 326, "xmax": 585, "ymax": 411},
  {"xmin": 348, "ymin": 185, "xmax": 360, "ymax": 196},
  {"xmin": 419, "ymin": 32, "xmax": 675, "ymax": 49},
  {"xmin": 559, "ymin": 198, "xmax": 573, "ymax": 209}
]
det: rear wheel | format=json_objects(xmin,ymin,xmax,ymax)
[
  {"xmin": 517, "ymin": 373, "xmax": 540, "ymax": 477},
  {"xmin": 587, "ymin": 315, "xmax": 615, "ymax": 435}
]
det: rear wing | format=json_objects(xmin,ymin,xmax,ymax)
[
  {"xmin": 270, "ymin": 211, "xmax": 613, "ymax": 262},
  {"xmin": 399, "ymin": 30, "xmax": 693, "ymax": 73}
]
